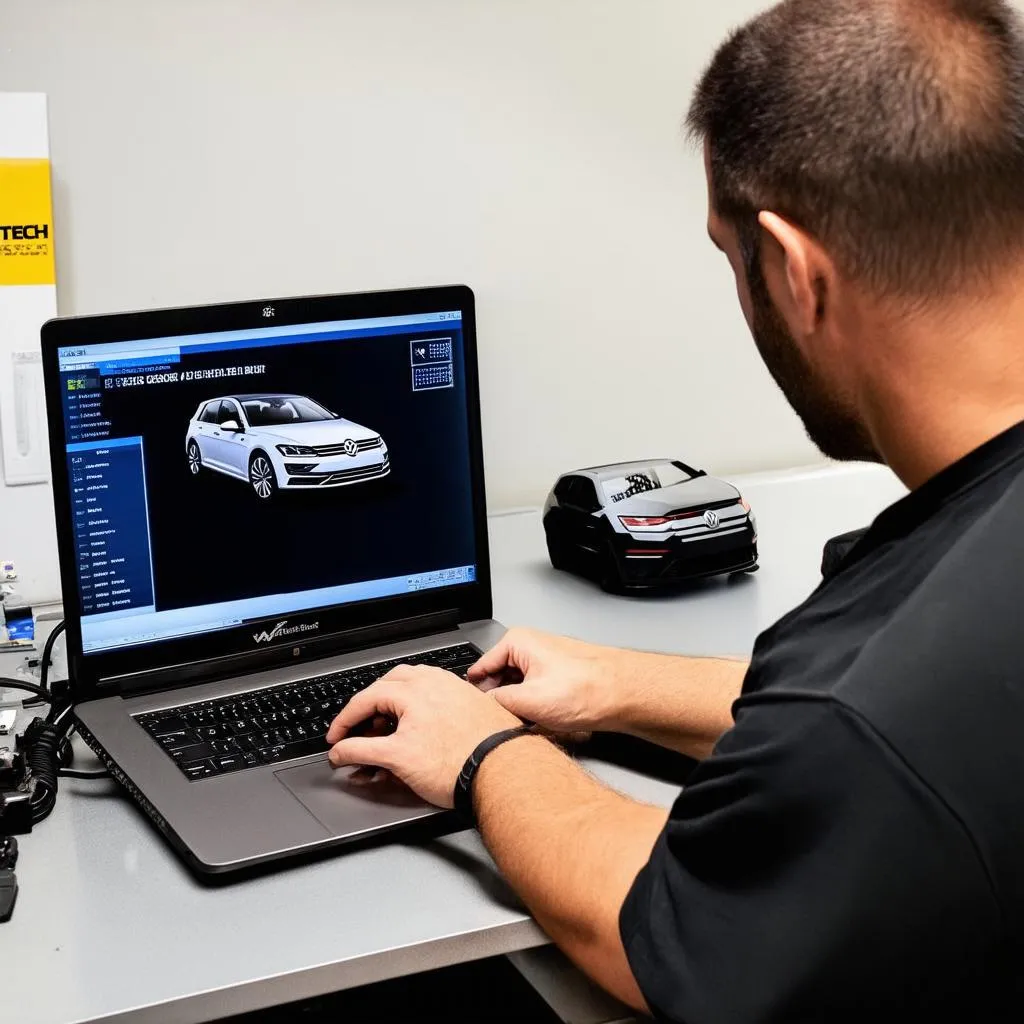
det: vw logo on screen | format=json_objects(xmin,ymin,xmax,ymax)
[
  {"xmin": 703, "ymin": 510, "xmax": 721, "ymax": 530},
  {"xmin": 343, "ymin": 438, "xmax": 358, "ymax": 456}
]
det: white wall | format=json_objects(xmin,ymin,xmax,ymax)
[{"xmin": 0, "ymin": 0, "xmax": 822, "ymax": 600}]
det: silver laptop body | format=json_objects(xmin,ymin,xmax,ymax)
[{"xmin": 42, "ymin": 285, "xmax": 500, "ymax": 877}]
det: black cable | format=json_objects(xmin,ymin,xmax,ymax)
[
  {"xmin": 58, "ymin": 767, "xmax": 109, "ymax": 779},
  {"xmin": 55, "ymin": 721, "xmax": 108, "ymax": 779},
  {"xmin": 41, "ymin": 621, "xmax": 67, "ymax": 722},
  {"xmin": 6, "ymin": 620, "xmax": 107, "ymax": 816},
  {"xmin": 39, "ymin": 620, "xmax": 65, "ymax": 692},
  {"xmin": 0, "ymin": 677, "xmax": 50, "ymax": 703},
  {"xmin": 52, "ymin": 703, "xmax": 75, "ymax": 730},
  {"xmin": 21, "ymin": 720, "xmax": 61, "ymax": 823}
]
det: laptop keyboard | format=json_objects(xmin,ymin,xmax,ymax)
[{"xmin": 135, "ymin": 643, "xmax": 481, "ymax": 782}]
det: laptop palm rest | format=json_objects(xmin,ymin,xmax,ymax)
[{"xmin": 275, "ymin": 759, "xmax": 440, "ymax": 836}]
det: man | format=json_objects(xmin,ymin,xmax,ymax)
[{"xmin": 328, "ymin": 0, "xmax": 1024, "ymax": 1018}]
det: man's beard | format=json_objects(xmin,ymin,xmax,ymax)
[{"xmin": 746, "ymin": 256, "xmax": 881, "ymax": 464}]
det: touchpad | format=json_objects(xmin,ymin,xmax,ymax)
[{"xmin": 275, "ymin": 760, "xmax": 440, "ymax": 836}]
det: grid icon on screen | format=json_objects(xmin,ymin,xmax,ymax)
[{"xmin": 411, "ymin": 337, "xmax": 455, "ymax": 392}]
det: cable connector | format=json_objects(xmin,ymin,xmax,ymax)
[
  {"xmin": 0, "ymin": 748, "xmax": 26, "ymax": 790},
  {"xmin": 0, "ymin": 791, "xmax": 33, "ymax": 835},
  {"xmin": 0, "ymin": 835, "xmax": 18, "ymax": 869}
]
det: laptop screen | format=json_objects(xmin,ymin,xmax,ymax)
[{"xmin": 55, "ymin": 307, "xmax": 478, "ymax": 655}]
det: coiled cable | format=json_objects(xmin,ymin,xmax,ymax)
[{"xmin": 21, "ymin": 719, "xmax": 62, "ymax": 824}]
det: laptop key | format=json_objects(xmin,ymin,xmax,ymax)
[
  {"xmin": 196, "ymin": 724, "xmax": 229, "ymax": 741},
  {"xmin": 173, "ymin": 743, "xmax": 217, "ymax": 763},
  {"xmin": 149, "ymin": 716, "xmax": 189, "ymax": 735},
  {"xmin": 212, "ymin": 755, "xmax": 245, "ymax": 773},
  {"xmin": 156, "ymin": 730, "xmax": 196, "ymax": 750},
  {"xmin": 182, "ymin": 760, "xmax": 214, "ymax": 780},
  {"xmin": 282, "ymin": 737, "xmax": 328, "ymax": 759}
]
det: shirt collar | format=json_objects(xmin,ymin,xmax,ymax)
[{"xmin": 843, "ymin": 419, "xmax": 1024, "ymax": 568}]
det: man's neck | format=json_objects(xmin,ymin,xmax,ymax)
[{"xmin": 858, "ymin": 286, "xmax": 1024, "ymax": 491}]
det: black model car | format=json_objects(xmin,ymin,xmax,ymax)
[{"xmin": 544, "ymin": 459, "xmax": 758, "ymax": 592}]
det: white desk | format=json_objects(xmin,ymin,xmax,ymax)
[{"xmin": 3, "ymin": 464, "xmax": 905, "ymax": 1024}]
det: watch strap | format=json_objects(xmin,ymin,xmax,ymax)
[{"xmin": 453, "ymin": 725, "xmax": 535, "ymax": 827}]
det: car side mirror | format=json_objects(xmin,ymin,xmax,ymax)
[{"xmin": 220, "ymin": 419, "xmax": 242, "ymax": 433}]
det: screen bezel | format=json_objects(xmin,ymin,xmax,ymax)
[{"xmin": 42, "ymin": 285, "xmax": 491, "ymax": 695}]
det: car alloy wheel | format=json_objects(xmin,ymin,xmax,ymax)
[
  {"xmin": 187, "ymin": 440, "xmax": 201, "ymax": 476},
  {"xmin": 250, "ymin": 455, "xmax": 276, "ymax": 500}
]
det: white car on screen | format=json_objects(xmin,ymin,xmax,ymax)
[{"xmin": 185, "ymin": 394, "xmax": 390, "ymax": 501}]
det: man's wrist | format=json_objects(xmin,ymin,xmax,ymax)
[
  {"xmin": 596, "ymin": 648, "xmax": 677, "ymax": 733},
  {"xmin": 472, "ymin": 733, "xmax": 564, "ymax": 828},
  {"xmin": 453, "ymin": 726, "xmax": 538, "ymax": 826},
  {"xmin": 613, "ymin": 654, "xmax": 748, "ymax": 757}
]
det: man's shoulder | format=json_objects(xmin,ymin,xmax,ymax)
[
  {"xmin": 744, "ymin": 465, "xmax": 1024, "ymax": 908},
  {"xmin": 833, "ymin": 465, "xmax": 1024, "ymax": 721},
  {"xmin": 752, "ymin": 459, "xmax": 1024, "ymax": 709}
]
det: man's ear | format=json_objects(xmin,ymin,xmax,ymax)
[{"xmin": 758, "ymin": 211, "xmax": 835, "ymax": 338}]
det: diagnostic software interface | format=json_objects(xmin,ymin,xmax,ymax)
[{"xmin": 56, "ymin": 309, "xmax": 477, "ymax": 654}]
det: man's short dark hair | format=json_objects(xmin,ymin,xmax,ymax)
[{"xmin": 688, "ymin": 0, "xmax": 1024, "ymax": 299}]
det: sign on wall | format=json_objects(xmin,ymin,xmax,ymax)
[{"xmin": 0, "ymin": 93, "xmax": 57, "ymax": 486}]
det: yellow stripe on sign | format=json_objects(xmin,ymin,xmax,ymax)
[{"xmin": 0, "ymin": 158, "xmax": 56, "ymax": 286}]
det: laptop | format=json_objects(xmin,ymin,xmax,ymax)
[{"xmin": 41, "ymin": 284, "xmax": 506, "ymax": 877}]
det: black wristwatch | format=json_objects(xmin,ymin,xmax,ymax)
[{"xmin": 453, "ymin": 726, "xmax": 535, "ymax": 827}]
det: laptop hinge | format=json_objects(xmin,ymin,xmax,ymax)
[{"xmin": 107, "ymin": 608, "xmax": 463, "ymax": 696}]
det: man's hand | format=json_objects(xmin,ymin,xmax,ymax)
[
  {"xmin": 326, "ymin": 665, "xmax": 522, "ymax": 807},
  {"xmin": 470, "ymin": 628, "xmax": 748, "ymax": 760},
  {"xmin": 467, "ymin": 628, "xmax": 635, "ymax": 733}
]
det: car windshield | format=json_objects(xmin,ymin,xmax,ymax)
[
  {"xmin": 601, "ymin": 462, "xmax": 693, "ymax": 504},
  {"xmin": 241, "ymin": 397, "xmax": 337, "ymax": 427}
]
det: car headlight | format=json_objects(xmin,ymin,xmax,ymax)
[{"xmin": 276, "ymin": 444, "xmax": 318, "ymax": 457}]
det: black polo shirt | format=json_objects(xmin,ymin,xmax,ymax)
[{"xmin": 620, "ymin": 422, "xmax": 1024, "ymax": 1022}]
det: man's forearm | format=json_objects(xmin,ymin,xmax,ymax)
[
  {"xmin": 475, "ymin": 735, "xmax": 668, "ymax": 1011},
  {"xmin": 607, "ymin": 651, "xmax": 748, "ymax": 759}
]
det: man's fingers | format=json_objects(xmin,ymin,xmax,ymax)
[
  {"xmin": 468, "ymin": 631, "xmax": 534, "ymax": 683},
  {"xmin": 328, "ymin": 735, "xmax": 395, "ymax": 771},
  {"xmin": 490, "ymin": 681, "xmax": 544, "ymax": 722},
  {"xmin": 466, "ymin": 636, "xmax": 512, "ymax": 682},
  {"xmin": 326, "ymin": 681, "xmax": 400, "ymax": 743}
]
